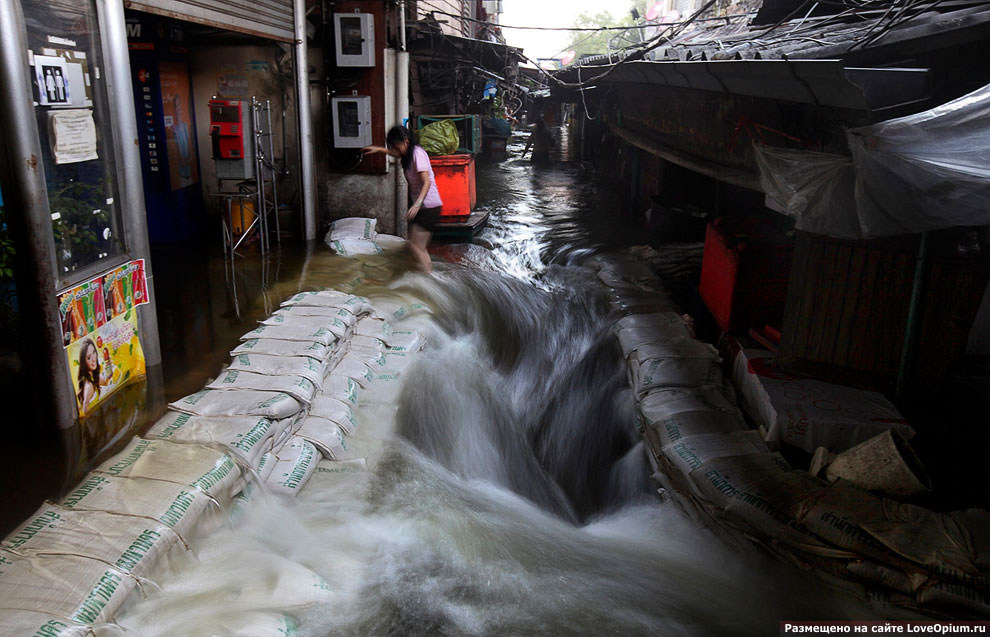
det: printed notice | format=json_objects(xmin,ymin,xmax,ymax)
[{"xmin": 50, "ymin": 108, "xmax": 98, "ymax": 163}]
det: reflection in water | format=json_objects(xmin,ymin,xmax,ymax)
[{"xmin": 122, "ymin": 140, "xmax": 868, "ymax": 635}]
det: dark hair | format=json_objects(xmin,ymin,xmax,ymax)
[
  {"xmin": 386, "ymin": 125, "xmax": 417, "ymax": 171},
  {"xmin": 77, "ymin": 338, "xmax": 100, "ymax": 405}
]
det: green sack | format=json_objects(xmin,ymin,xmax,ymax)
[{"xmin": 418, "ymin": 120, "xmax": 460, "ymax": 155}]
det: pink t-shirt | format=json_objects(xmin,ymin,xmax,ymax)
[{"xmin": 405, "ymin": 146, "xmax": 443, "ymax": 209}]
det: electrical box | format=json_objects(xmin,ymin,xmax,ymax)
[
  {"xmin": 334, "ymin": 12, "xmax": 375, "ymax": 67},
  {"xmin": 209, "ymin": 99, "xmax": 254, "ymax": 180},
  {"xmin": 332, "ymin": 96, "xmax": 372, "ymax": 148}
]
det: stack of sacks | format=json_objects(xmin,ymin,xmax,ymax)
[
  {"xmin": 324, "ymin": 217, "xmax": 408, "ymax": 257},
  {"xmin": 0, "ymin": 438, "xmax": 245, "ymax": 634},
  {"xmin": 0, "ymin": 287, "xmax": 429, "ymax": 633},
  {"xmin": 598, "ymin": 248, "xmax": 990, "ymax": 618}
]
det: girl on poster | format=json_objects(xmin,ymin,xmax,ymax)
[{"xmin": 77, "ymin": 338, "xmax": 101, "ymax": 415}]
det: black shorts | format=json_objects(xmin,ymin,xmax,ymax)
[{"xmin": 411, "ymin": 205, "xmax": 442, "ymax": 232}]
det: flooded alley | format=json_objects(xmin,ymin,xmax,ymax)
[
  {"xmin": 3, "ymin": 0, "xmax": 990, "ymax": 633},
  {"xmin": 102, "ymin": 139, "xmax": 865, "ymax": 636}
]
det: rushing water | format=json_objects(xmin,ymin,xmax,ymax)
[{"xmin": 120, "ymin": 143, "xmax": 868, "ymax": 636}]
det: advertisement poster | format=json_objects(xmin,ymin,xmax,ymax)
[
  {"xmin": 159, "ymin": 60, "xmax": 198, "ymax": 190},
  {"xmin": 58, "ymin": 259, "xmax": 149, "ymax": 417}
]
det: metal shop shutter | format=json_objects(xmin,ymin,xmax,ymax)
[{"xmin": 125, "ymin": 0, "xmax": 295, "ymax": 42}]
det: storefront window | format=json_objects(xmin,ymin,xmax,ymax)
[{"xmin": 21, "ymin": 0, "xmax": 125, "ymax": 284}]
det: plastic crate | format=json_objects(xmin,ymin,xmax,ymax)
[
  {"xmin": 430, "ymin": 154, "xmax": 476, "ymax": 223},
  {"xmin": 417, "ymin": 115, "xmax": 481, "ymax": 154}
]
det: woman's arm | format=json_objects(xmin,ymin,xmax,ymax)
[
  {"xmin": 361, "ymin": 145, "xmax": 402, "ymax": 159},
  {"xmin": 407, "ymin": 171, "xmax": 432, "ymax": 220}
]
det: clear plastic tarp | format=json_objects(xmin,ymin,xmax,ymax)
[{"xmin": 755, "ymin": 82, "xmax": 990, "ymax": 239}]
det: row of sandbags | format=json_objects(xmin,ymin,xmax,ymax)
[
  {"xmin": 0, "ymin": 288, "xmax": 425, "ymax": 635},
  {"xmin": 324, "ymin": 217, "xmax": 407, "ymax": 257},
  {"xmin": 588, "ymin": 247, "xmax": 990, "ymax": 619}
]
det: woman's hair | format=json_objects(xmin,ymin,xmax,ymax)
[
  {"xmin": 386, "ymin": 125, "xmax": 417, "ymax": 171},
  {"xmin": 77, "ymin": 338, "xmax": 100, "ymax": 403}
]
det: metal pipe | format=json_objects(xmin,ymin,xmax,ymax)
[
  {"xmin": 896, "ymin": 231, "xmax": 931, "ymax": 402},
  {"xmin": 294, "ymin": 0, "xmax": 318, "ymax": 241},
  {"xmin": 0, "ymin": 0, "xmax": 77, "ymax": 432},
  {"xmin": 399, "ymin": 0, "xmax": 407, "ymax": 51},
  {"xmin": 395, "ymin": 50, "xmax": 410, "ymax": 237},
  {"xmin": 96, "ymin": 0, "xmax": 163, "ymax": 369}
]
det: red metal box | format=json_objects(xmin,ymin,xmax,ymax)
[
  {"xmin": 430, "ymin": 154, "xmax": 475, "ymax": 223},
  {"xmin": 699, "ymin": 216, "xmax": 794, "ymax": 333}
]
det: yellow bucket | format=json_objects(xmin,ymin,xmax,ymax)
[{"xmin": 231, "ymin": 200, "xmax": 256, "ymax": 234}]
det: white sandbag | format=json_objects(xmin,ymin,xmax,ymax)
[
  {"xmin": 206, "ymin": 370, "xmax": 319, "ymax": 406},
  {"xmin": 226, "ymin": 353, "xmax": 326, "ymax": 386},
  {"xmin": 649, "ymin": 410, "xmax": 746, "ymax": 447},
  {"xmin": 301, "ymin": 459, "xmax": 368, "ymax": 499},
  {"xmin": 386, "ymin": 330, "xmax": 424, "ymax": 352},
  {"xmin": 60, "ymin": 472, "xmax": 217, "ymax": 540},
  {"xmin": 634, "ymin": 339, "xmax": 720, "ymax": 361},
  {"xmin": 296, "ymin": 416, "xmax": 348, "ymax": 460},
  {"xmin": 2, "ymin": 505, "xmax": 182, "ymax": 581},
  {"xmin": 372, "ymin": 299, "xmax": 433, "ymax": 322},
  {"xmin": 319, "ymin": 375, "xmax": 361, "ymax": 410},
  {"xmin": 328, "ymin": 238, "xmax": 382, "ymax": 257},
  {"xmin": 331, "ymin": 358, "xmax": 376, "ymax": 388},
  {"xmin": 383, "ymin": 351, "xmax": 415, "ymax": 372},
  {"xmin": 328, "ymin": 216, "xmax": 377, "ymax": 240},
  {"xmin": 374, "ymin": 233, "xmax": 406, "ymax": 249},
  {"xmin": 264, "ymin": 437, "xmax": 320, "ymax": 497},
  {"xmin": 170, "ymin": 389, "xmax": 302, "ymax": 420},
  {"xmin": 0, "ymin": 551, "xmax": 138, "ymax": 626},
  {"xmin": 689, "ymin": 452, "xmax": 792, "ymax": 510},
  {"xmin": 231, "ymin": 338, "xmax": 335, "ymax": 363},
  {"xmin": 345, "ymin": 348, "xmax": 388, "ymax": 370},
  {"xmin": 0, "ymin": 609, "xmax": 111, "ymax": 636},
  {"xmin": 795, "ymin": 480, "xmax": 906, "ymax": 563},
  {"xmin": 687, "ymin": 454, "xmax": 832, "ymax": 552},
  {"xmin": 241, "ymin": 323, "xmax": 340, "ymax": 346},
  {"xmin": 260, "ymin": 314, "xmax": 353, "ymax": 340},
  {"xmin": 308, "ymin": 396, "xmax": 359, "ymax": 435},
  {"xmin": 229, "ymin": 551, "xmax": 333, "ymax": 610},
  {"xmin": 282, "ymin": 290, "xmax": 373, "ymax": 316},
  {"xmin": 145, "ymin": 411, "xmax": 287, "ymax": 467},
  {"xmin": 355, "ymin": 316, "xmax": 392, "ymax": 339},
  {"xmin": 616, "ymin": 311, "xmax": 690, "ymax": 333},
  {"xmin": 350, "ymin": 335, "xmax": 385, "ymax": 352},
  {"xmin": 662, "ymin": 431, "xmax": 771, "ymax": 479},
  {"xmin": 93, "ymin": 438, "xmax": 244, "ymax": 509},
  {"xmin": 631, "ymin": 356, "xmax": 723, "ymax": 393},
  {"xmin": 256, "ymin": 452, "xmax": 276, "ymax": 483},
  {"xmin": 638, "ymin": 387, "xmax": 740, "ymax": 423},
  {"xmin": 617, "ymin": 325, "xmax": 695, "ymax": 359}
]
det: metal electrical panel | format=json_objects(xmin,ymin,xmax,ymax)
[
  {"xmin": 332, "ymin": 96, "xmax": 372, "ymax": 147},
  {"xmin": 209, "ymin": 99, "xmax": 255, "ymax": 180},
  {"xmin": 334, "ymin": 13, "xmax": 375, "ymax": 67}
]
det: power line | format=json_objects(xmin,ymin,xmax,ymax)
[{"xmin": 418, "ymin": 6, "xmax": 755, "ymax": 33}]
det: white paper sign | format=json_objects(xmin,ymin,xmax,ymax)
[{"xmin": 49, "ymin": 109, "xmax": 98, "ymax": 164}]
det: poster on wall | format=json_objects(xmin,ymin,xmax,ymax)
[
  {"xmin": 58, "ymin": 259, "xmax": 149, "ymax": 417},
  {"xmin": 159, "ymin": 60, "xmax": 199, "ymax": 190}
]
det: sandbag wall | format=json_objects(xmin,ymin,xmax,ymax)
[
  {"xmin": 0, "ymin": 288, "xmax": 424, "ymax": 634},
  {"xmin": 589, "ymin": 246, "xmax": 990, "ymax": 619}
]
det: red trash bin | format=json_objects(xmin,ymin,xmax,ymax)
[{"xmin": 429, "ymin": 154, "xmax": 475, "ymax": 223}]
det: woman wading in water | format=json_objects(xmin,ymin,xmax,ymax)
[{"xmin": 362, "ymin": 126, "xmax": 443, "ymax": 273}]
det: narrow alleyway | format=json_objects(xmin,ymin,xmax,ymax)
[{"xmin": 118, "ymin": 137, "xmax": 874, "ymax": 635}]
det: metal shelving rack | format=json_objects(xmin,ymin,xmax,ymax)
[{"xmin": 219, "ymin": 97, "xmax": 280, "ymax": 260}]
